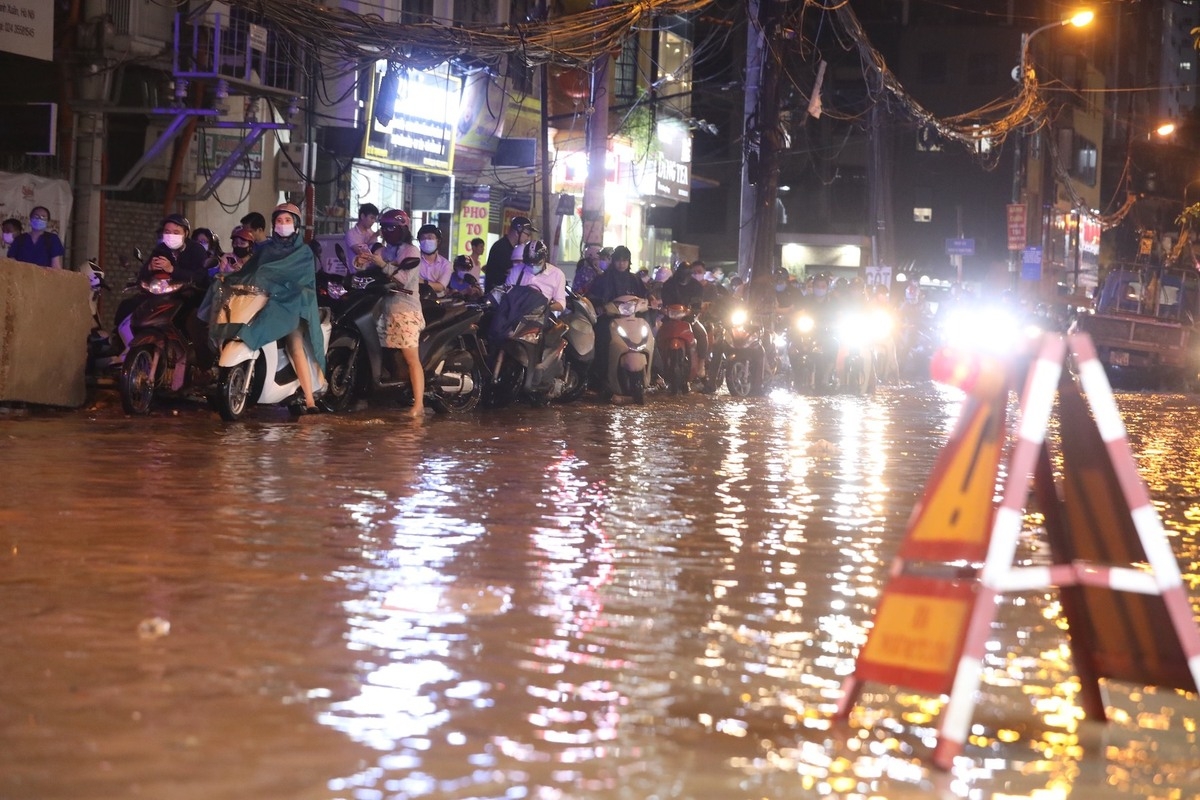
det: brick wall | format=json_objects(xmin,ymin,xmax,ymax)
[{"xmin": 98, "ymin": 199, "xmax": 162, "ymax": 329}]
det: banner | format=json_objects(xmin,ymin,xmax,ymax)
[
  {"xmin": 0, "ymin": 171, "xmax": 73, "ymax": 242},
  {"xmin": 1007, "ymin": 203, "xmax": 1027, "ymax": 251},
  {"xmin": 0, "ymin": 1, "xmax": 52, "ymax": 61},
  {"xmin": 457, "ymin": 186, "xmax": 489, "ymax": 252}
]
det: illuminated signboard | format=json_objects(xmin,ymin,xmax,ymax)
[{"xmin": 364, "ymin": 62, "xmax": 462, "ymax": 175}]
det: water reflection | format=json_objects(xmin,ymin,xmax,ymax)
[{"xmin": 1, "ymin": 387, "xmax": 1198, "ymax": 799}]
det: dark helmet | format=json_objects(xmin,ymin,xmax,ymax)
[
  {"xmin": 452, "ymin": 254, "xmax": 472, "ymax": 271},
  {"xmin": 379, "ymin": 208, "xmax": 410, "ymax": 229},
  {"xmin": 160, "ymin": 213, "xmax": 191, "ymax": 234},
  {"xmin": 674, "ymin": 260, "xmax": 691, "ymax": 273},
  {"xmin": 416, "ymin": 223, "xmax": 442, "ymax": 241},
  {"xmin": 525, "ymin": 239, "xmax": 549, "ymax": 266}
]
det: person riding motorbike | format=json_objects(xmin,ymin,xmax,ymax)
[
  {"xmin": 506, "ymin": 239, "xmax": 566, "ymax": 311},
  {"xmin": 114, "ymin": 214, "xmax": 212, "ymax": 357},
  {"xmin": 660, "ymin": 261, "xmax": 708, "ymax": 379},
  {"xmin": 586, "ymin": 245, "xmax": 647, "ymax": 395},
  {"xmin": 416, "ymin": 223, "xmax": 452, "ymax": 296},
  {"xmin": 206, "ymin": 202, "xmax": 327, "ymax": 412}
]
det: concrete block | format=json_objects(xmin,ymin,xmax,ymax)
[{"xmin": 0, "ymin": 259, "xmax": 92, "ymax": 407}]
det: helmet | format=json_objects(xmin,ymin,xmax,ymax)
[
  {"xmin": 379, "ymin": 208, "xmax": 410, "ymax": 229},
  {"xmin": 416, "ymin": 223, "xmax": 442, "ymax": 241},
  {"xmin": 271, "ymin": 202, "xmax": 301, "ymax": 226},
  {"xmin": 610, "ymin": 245, "xmax": 631, "ymax": 264},
  {"xmin": 525, "ymin": 239, "xmax": 548, "ymax": 266},
  {"xmin": 674, "ymin": 260, "xmax": 691, "ymax": 273},
  {"xmin": 452, "ymin": 254, "xmax": 472, "ymax": 271},
  {"xmin": 160, "ymin": 213, "xmax": 190, "ymax": 234}
]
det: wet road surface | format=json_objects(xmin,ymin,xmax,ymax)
[{"xmin": 1, "ymin": 384, "xmax": 1198, "ymax": 799}]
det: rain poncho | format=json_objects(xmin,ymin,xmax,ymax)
[{"xmin": 206, "ymin": 233, "xmax": 325, "ymax": 371}]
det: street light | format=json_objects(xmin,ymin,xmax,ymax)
[
  {"xmin": 1019, "ymin": 9, "xmax": 1095, "ymax": 76},
  {"xmin": 1010, "ymin": 9, "xmax": 1095, "ymax": 290}
]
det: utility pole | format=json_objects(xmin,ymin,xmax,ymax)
[
  {"xmin": 738, "ymin": 0, "xmax": 783, "ymax": 298},
  {"xmin": 580, "ymin": 4, "xmax": 612, "ymax": 251}
]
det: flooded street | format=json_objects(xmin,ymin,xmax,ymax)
[{"xmin": 2, "ymin": 384, "xmax": 1198, "ymax": 799}]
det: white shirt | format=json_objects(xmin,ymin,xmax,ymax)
[
  {"xmin": 506, "ymin": 262, "xmax": 567, "ymax": 309},
  {"xmin": 419, "ymin": 253, "xmax": 454, "ymax": 294},
  {"xmin": 344, "ymin": 223, "xmax": 378, "ymax": 266}
]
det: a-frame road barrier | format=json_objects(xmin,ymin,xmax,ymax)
[{"xmin": 835, "ymin": 333, "xmax": 1200, "ymax": 770}]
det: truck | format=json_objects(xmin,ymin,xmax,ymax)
[{"xmin": 1072, "ymin": 262, "xmax": 1200, "ymax": 389}]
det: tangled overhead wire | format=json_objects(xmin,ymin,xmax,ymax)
[{"xmin": 217, "ymin": 0, "xmax": 712, "ymax": 71}]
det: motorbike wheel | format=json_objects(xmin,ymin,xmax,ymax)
[
  {"xmin": 619, "ymin": 368, "xmax": 646, "ymax": 405},
  {"xmin": 119, "ymin": 345, "xmax": 157, "ymax": 415},
  {"xmin": 664, "ymin": 348, "xmax": 689, "ymax": 394},
  {"xmin": 215, "ymin": 361, "xmax": 254, "ymax": 421},
  {"xmin": 431, "ymin": 349, "xmax": 483, "ymax": 414},
  {"xmin": 726, "ymin": 359, "xmax": 753, "ymax": 397},
  {"xmin": 483, "ymin": 359, "xmax": 521, "ymax": 409},
  {"xmin": 321, "ymin": 344, "xmax": 362, "ymax": 413},
  {"xmin": 556, "ymin": 361, "xmax": 588, "ymax": 403}
]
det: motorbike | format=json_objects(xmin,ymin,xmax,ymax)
[
  {"xmin": 710, "ymin": 304, "xmax": 770, "ymax": 397},
  {"xmin": 656, "ymin": 303, "xmax": 696, "ymax": 394},
  {"xmin": 557, "ymin": 287, "xmax": 596, "ymax": 403},
  {"xmin": 830, "ymin": 305, "xmax": 894, "ymax": 395},
  {"xmin": 599, "ymin": 295, "xmax": 654, "ymax": 404},
  {"xmin": 116, "ymin": 272, "xmax": 210, "ymax": 415},
  {"xmin": 207, "ymin": 281, "xmax": 332, "ymax": 421},
  {"xmin": 485, "ymin": 285, "xmax": 571, "ymax": 407},
  {"xmin": 320, "ymin": 270, "xmax": 487, "ymax": 414}
]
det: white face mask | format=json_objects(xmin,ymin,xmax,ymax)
[
  {"xmin": 162, "ymin": 233, "xmax": 184, "ymax": 250},
  {"xmin": 419, "ymin": 238, "xmax": 438, "ymax": 255},
  {"xmin": 274, "ymin": 222, "xmax": 295, "ymax": 239},
  {"xmin": 1, "ymin": 232, "xmax": 12, "ymax": 246}
]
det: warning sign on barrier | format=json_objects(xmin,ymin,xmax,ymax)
[{"xmin": 836, "ymin": 333, "xmax": 1200, "ymax": 770}]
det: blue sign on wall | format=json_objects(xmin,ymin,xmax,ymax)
[
  {"xmin": 1021, "ymin": 247, "xmax": 1043, "ymax": 281},
  {"xmin": 945, "ymin": 238, "xmax": 975, "ymax": 256}
]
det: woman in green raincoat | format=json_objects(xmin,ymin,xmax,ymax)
[{"xmin": 208, "ymin": 203, "xmax": 326, "ymax": 411}]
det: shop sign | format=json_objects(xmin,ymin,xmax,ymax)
[
  {"xmin": 457, "ymin": 185, "xmax": 490, "ymax": 246},
  {"xmin": 365, "ymin": 63, "xmax": 461, "ymax": 175}
]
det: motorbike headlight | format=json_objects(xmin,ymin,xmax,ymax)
[
  {"xmin": 730, "ymin": 308, "xmax": 749, "ymax": 327},
  {"xmin": 869, "ymin": 308, "xmax": 894, "ymax": 339},
  {"xmin": 144, "ymin": 278, "xmax": 177, "ymax": 295},
  {"xmin": 794, "ymin": 314, "xmax": 815, "ymax": 334},
  {"xmin": 616, "ymin": 300, "xmax": 639, "ymax": 317},
  {"xmin": 940, "ymin": 306, "xmax": 1025, "ymax": 354},
  {"xmin": 838, "ymin": 313, "xmax": 871, "ymax": 348}
]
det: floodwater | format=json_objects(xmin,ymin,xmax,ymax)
[{"xmin": 1, "ymin": 384, "xmax": 1198, "ymax": 800}]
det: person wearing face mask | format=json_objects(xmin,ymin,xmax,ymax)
[
  {"xmin": 7, "ymin": 205, "xmax": 65, "ymax": 269},
  {"xmin": 207, "ymin": 203, "xmax": 326, "ymax": 412},
  {"xmin": 415, "ymin": 224, "xmax": 452, "ymax": 296},
  {"xmin": 370, "ymin": 208, "xmax": 426, "ymax": 417},
  {"xmin": 505, "ymin": 240, "xmax": 566, "ymax": 311},
  {"xmin": 586, "ymin": 245, "xmax": 647, "ymax": 395},
  {"xmin": 447, "ymin": 254, "xmax": 483, "ymax": 300},
  {"xmin": 216, "ymin": 226, "xmax": 256, "ymax": 275},
  {"xmin": 112, "ymin": 214, "xmax": 211, "ymax": 357},
  {"xmin": 571, "ymin": 242, "xmax": 603, "ymax": 296},
  {"xmin": 2, "ymin": 218, "xmax": 22, "ymax": 252}
]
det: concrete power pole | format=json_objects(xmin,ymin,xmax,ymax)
[
  {"xmin": 70, "ymin": 0, "xmax": 111, "ymax": 269},
  {"xmin": 737, "ymin": 0, "xmax": 783, "ymax": 298},
  {"xmin": 581, "ymin": 52, "xmax": 611, "ymax": 251}
]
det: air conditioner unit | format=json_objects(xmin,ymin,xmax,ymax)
[
  {"xmin": 107, "ymin": 0, "xmax": 176, "ymax": 52},
  {"xmin": 276, "ymin": 142, "xmax": 308, "ymax": 194}
]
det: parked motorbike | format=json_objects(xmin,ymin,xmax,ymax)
[
  {"xmin": 656, "ymin": 303, "xmax": 695, "ymax": 394},
  {"xmin": 208, "ymin": 282, "xmax": 332, "ymax": 421},
  {"xmin": 599, "ymin": 295, "xmax": 654, "ymax": 404},
  {"xmin": 557, "ymin": 287, "xmax": 596, "ymax": 403},
  {"xmin": 485, "ymin": 285, "xmax": 570, "ymax": 407},
  {"xmin": 320, "ymin": 270, "xmax": 487, "ymax": 414},
  {"xmin": 84, "ymin": 251, "xmax": 141, "ymax": 383},
  {"xmin": 117, "ymin": 274, "xmax": 209, "ymax": 414}
]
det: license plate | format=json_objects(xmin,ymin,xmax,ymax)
[{"xmin": 1109, "ymin": 350, "xmax": 1130, "ymax": 367}]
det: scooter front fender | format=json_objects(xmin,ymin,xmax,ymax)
[
  {"xmin": 218, "ymin": 340, "xmax": 257, "ymax": 368},
  {"xmin": 619, "ymin": 350, "xmax": 648, "ymax": 374}
]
